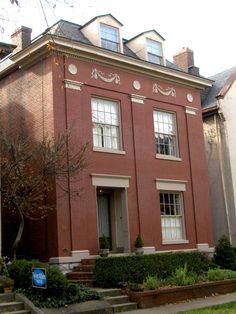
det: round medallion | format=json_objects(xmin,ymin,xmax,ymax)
[
  {"xmin": 187, "ymin": 93, "xmax": 193, "ymax": 102},
  {"xmin": 68, "ymin": 64, "xmax": 78, "ymax": 75},
  {"xmin": 133, "ymin": 80, "xmax": 141, "ymax": 90}
]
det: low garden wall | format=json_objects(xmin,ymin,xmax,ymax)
[{"xmin": 127, "ymin": 279, "xmax": 236, "ymax": 309}]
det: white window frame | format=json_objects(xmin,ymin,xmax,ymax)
[
  {"xmin": 156, "ymin": 179, "xmax": 188, "ymax": 244},
  {"xmin": 147, "ymin": 38, "xmax": 163, "ymax": 65},
  {"xmin": 100, "ymin": 23, "xmax": 120, "ymax": 52},
  {"xmin": 91, "ymin": 97, "xmax": 124, "ymax": 153},
  {"xmin": 153, "ymin": 110, "xmax": 179, "ymax": 159},
  {"xmin": 160, "ymin": 192, "xmax": 185, "ymax": 242}
]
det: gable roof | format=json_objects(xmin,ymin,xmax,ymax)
[
  {"xmin": 79, "ymin": 13, "xmax": 123, "ymax": 30},
  {"xmin": 126, "ymin": 29, "xmax": 165, "ymax": 43},
  {"xmin": 202, "ymin": 66, "xmax": 236, "ymax": 109}
]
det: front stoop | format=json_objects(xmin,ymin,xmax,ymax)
[
  {"xmin": 67, "ymin": 258, "xmax": 96, "ymax": 287},
  {"xmin": 98, "ymin": 289, "xmax": 137, "ymax": 313},
  {"xmin": 0, "ymin": 292, "xmax": 30, "ymax": 313}
]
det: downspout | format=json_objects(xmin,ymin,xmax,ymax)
[
  {"xmin": 214, "ymin": 103, "xmax": 232, "ymax": 242},
  {"xmin": 185, "ymin": 112, "xmax": 198, "ymax": 245},
  {"xmin": 130, "ymin": 100, "xmax": 141, "ymax": 235},
  {"xmin": 0, "ymin": 174, "xmax": 1, "ymax": 257},
  {"xmin": 62, "ymin": 55, "xmax": 73, "ymax": 253}
]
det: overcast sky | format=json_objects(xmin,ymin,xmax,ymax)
[{"xmin": 1, "ymin": 0, "xmax": 236, "ymax": 77}]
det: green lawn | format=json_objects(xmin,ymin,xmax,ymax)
[{"xmin": 181, "ymin": 302, "xmax": 236, "ymax": 313}]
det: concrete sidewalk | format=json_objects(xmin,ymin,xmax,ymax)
[{"xmin": 122, "ymin": 292, "xmax": 236, "ymax": 313}]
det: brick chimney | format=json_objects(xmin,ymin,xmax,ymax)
[
  {"xmin": 173, "ymin": 47, "xmax": 199, "ymax": 76},
  {"xmin": 11, "ymin": 26, "xmax": 32, "ymax": 53}
]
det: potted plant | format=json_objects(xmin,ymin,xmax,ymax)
[
  {"xmin": 0, "ymin": 276, "xmax": 14, "ymax": 293},
  {"xmin": 99, "ymin": 234, "xmax": 109, "ymax": 257},
  {"xmin": 134, "ymin": 234, "xmax": 144, "ymax": 255}
]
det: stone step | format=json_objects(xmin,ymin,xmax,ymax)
[
  {"xmin": 81, "ymin": 258, "xmax": 96, "ymax": 266},
  {"xmin": 0, "ymin": 292, "xmax": 15, "ymax": 303},
  {"xmin": 74, "ymin": 264, "xmax": 95, "ymax": 272},
  {"xmin": 0, "ymin": 301, "xmax": 24, "ymax": 312},
  {"xmin": 7, "ymin": 311, "xmax": 31, "ymax": 314},
  {"xmin": 105, "ymin": 295, "xmax": 130, "ymax": 305},
  {"xmin": 67, "ymin": 271, "xmax": 93, "ymax": 280},
  {"xmin": 69, "ymin": 279, "xmax": 94, "ymax": 287},
  {"xmin": 97, "ymin": 288, "xmax": 123, "ymax": 297},
  {"xmin": 112, "ymin": 302, "xmax": 138, "ymax": 313}
]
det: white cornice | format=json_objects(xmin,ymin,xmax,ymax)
[{"xmin": 3, "ymin": 34, "xmax": 213, "ymax": 89}]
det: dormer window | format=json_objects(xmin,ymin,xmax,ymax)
[
  {"xmin": 147, "ymin": 39, "xmax": 163, "ymax": 65},
  {"xmin": 100, "ymin": 24, "xmax": 119, "ymax": 52}
]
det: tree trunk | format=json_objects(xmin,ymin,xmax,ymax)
[{"xmin": 11, "ymin": 209, "xmax": 24, "ymax": 260}]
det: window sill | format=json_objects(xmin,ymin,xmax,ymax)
[
  {"xmin": 156, "ymin": 154, "xmax": 182, "ymax": 161},
  {"xmin": 162, "ymin": 239, "xmax": 189, "ymax": 245},
  {"xmin": 93, "ymin": 147, "xmax": 126, "ymax": 155}
]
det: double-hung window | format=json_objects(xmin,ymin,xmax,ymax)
[
  {"xmin": 92, "ymin": 98, "xmax": 120, "ymax": 150},
  {"xmin": 153, "ymin": 110, "xmax": 178, "ymax": 157},
  {"xmin": 160, "ymin": 192, "xmax": 184, "ymax": 241},
  {"xmin": 147, "ymin": 39, "xmax": 163, "ymax": 65},
  {"xmin": 100, "ymin": 24, "xmax": 119, "ymax": 52}
]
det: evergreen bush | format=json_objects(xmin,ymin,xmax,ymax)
[
  {"xmin": 134, "ymin": 234, "xmax": 144, "ymax": 248},
  {"xmin": 213, "ymin": 235, "xmax": 236, "ymax": 270}
]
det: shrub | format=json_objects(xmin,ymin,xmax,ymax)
[
  {"xmin": 0, "ymin": 276, "xmax": 14, "ymax": 287},
  {"xmin": 93, "ymin": 251, "xmax": 210, "ymax": 288},
  {"xmin": 8, "ymin": 259, "xmax": 100, "ymax": 308},
  {"xmin": 17, "ymin": 284, "xmax": 100, "ymax": 308},
  {"xmin": 134, "ymin": 234, "xmax": 144, "ymax": 248},
  {"xmin": 213, "ymin": 235, "xmax": 236, "ymax": 270},
  {"xmin": 99, "ymin": 234, "xmax": 109, "ymax": 249},
  {"xmin": 143, "ymin": 275, "xmax": 160, "ymax": 290},
  {"xmin": 8, "ymin": 259, "xmax": 44, "ymax": 289},
  {"xmin": 170, "ymin": 264, "xmax": 198, "ymax": 286},
  {"xmin": 44, "ymin": 266, "xmax": 68, "ymax": 297},
  {"xmin": 207, "ymin": 268, "xmax": 236, "ymax": 281}
]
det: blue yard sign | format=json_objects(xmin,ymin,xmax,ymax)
[{"xmin": 32, "ymin": 268, "xmax": 47, "ymax": 289}]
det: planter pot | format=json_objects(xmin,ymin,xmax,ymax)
[
  {"xmin": 4, "ymin": 287, "xmax": 13, "ymax": 293},
  {"xmin": 134, "ymin": 247, "xmax": 144, "ymax": 255},
  {"xmin": 99, "ymin": 249, "xmax": 109, "ymax": 257},
  {"xmin": 128, "ymin": 279, "xmax": 236, "ymax": 309}
]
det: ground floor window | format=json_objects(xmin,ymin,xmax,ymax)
[{"xmin": 160, "ymin": 192, "xmax": 184, "ymax": 240}]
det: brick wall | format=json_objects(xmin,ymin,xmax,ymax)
[{"xmin": 0, "ymin": 56, "xmax": 59, "ymax": 259}]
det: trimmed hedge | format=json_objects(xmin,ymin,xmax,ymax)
[{"xmin": 93, "ymin": 251, "xmax": 210, "ymax": 288}]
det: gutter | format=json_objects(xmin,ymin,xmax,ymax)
[{"xmin": 1, "ymin": 34, "xmax": 213, "ymax": 90}]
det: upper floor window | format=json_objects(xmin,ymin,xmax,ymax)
[
  {"xmin": 147, "ymin": 39, "xmax": 163, "ymax": 65},
  {"xmin": 100, "ymin": 24, "xmax": 119, "ymax": 52},
  {"xmin": 153, "ymin": 110, "xmax": 178, "ymax": 157},
  {"xmin": 92, "ymin": 98, "xmax": 120, "ymax": 150}
]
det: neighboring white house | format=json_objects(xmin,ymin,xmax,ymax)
[{"xmin": 202, "ymin": 67, "xmax": 236, "ymax": 246}]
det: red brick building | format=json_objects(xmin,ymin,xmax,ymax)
[{"xmin": 0, "ymin": 14, "xmax": 214, "ymax": 264}]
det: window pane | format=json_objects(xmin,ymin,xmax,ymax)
[
  {"xmin": 91, "ymin": 98, "xmax": 120, "ymax": 150},
  {"xmin": 100, "ymin": 24, "xmax": 119, "ymax": 52},
  {"xmin": 147, "ymin": 39, "xmax": 163, "ymax": 64},
  {"xmin": 153, "ymin": 111, "xmax": 178, "ymax": 157},
  {"xmin": 160, "ymin": 192, "xmax": 184, "ymax": 240}
]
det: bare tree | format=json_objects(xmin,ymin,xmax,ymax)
[
  {"xmin": 9, "ymin": 0, "xmax": 19, "ymax": 4},
  {"xmin": 0, "ymin": 131, "xmax": 88, "ymax": 259}
]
